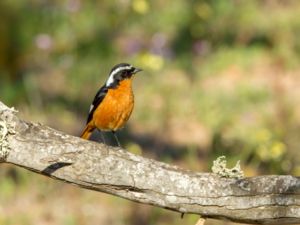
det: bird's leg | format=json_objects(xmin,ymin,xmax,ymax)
[
  {"xmin": 112, "ymin": 131, "xmax": 121, "ymax": 147},
  {"xmin": 97, "ymin": 129, "xmax": 106, "ymax": 145}
]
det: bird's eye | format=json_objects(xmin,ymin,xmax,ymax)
[{"xmin": 122, "ymin": 71, "xmax": 128, "ymax": 78}]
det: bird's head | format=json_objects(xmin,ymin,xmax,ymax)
[{"xmin": 106, "ymin": 63, "xmax": 142, "ymax": 88}]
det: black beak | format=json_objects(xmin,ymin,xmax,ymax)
[{"xmin": 133, "ymin": 67, "xmax": 143, "ymax": 74}]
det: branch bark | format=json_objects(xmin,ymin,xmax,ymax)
[{"xmin": 0, "ymin": 101, "xmax": 299, "ymax": 224}]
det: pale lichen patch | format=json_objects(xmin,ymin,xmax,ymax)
[
  {"xmin": 177, "ymin": 176, "xmax": 189, "ymax": 190},
  {"xmin": 212, "ymin": 156, "xmax": 244, "ymax": 179},
  {"xmin": 0, "ymin": 106, "xmax": 18, "ymax": 161},
  {"xmin": 165, "ymin": 194, "xmax": 177, "ymax": 203},
  {"xmin": 0, "ymin": 121, "xmax": 10, "ymax": 161}
]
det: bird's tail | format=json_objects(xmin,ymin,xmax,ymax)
[{"xmin": 80, "ymin": 123, "xmax": 94, "ymax": 140}]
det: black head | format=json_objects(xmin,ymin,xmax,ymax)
[{"xmin": 106, "ymin": 63, "xmax": 142, "ymax": 88}]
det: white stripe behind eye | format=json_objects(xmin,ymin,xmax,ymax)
[{"xmin": 106, "ymin": 65, "xmax": 132, "ymax": 86}]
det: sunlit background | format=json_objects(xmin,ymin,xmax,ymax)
[{"xmin": 1, "ymin": 0, "xmax": 300, "ymax": 224}]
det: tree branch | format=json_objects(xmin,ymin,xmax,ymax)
[{"xmin": 0, "ymin": 101, "xmax": 299, "ymax": 224}]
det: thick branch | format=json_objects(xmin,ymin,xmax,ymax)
[{"xmin": 0, "ymin": 101, "xmax": 299, "ymax": 224}]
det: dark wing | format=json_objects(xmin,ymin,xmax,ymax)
[{"xmin": 86, "ymin": 85, "xmax": 108, "ymax": 124}]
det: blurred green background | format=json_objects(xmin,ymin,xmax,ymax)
[{"xmin": 1, "ymin": 0, "xmax": 300, "ymax": 224}]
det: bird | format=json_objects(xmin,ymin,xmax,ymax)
[{"xmin": 80, "ymin": 63, "xmax": 142, "ymax": 147}]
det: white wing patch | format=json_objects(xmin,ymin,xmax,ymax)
[
  {"xmin": 89, "ymin": 104, "xmax": 94, "ymax": 113},
  {"xmin": 106, "ymin": 65, "xmax": 132, "ymax": 86}
]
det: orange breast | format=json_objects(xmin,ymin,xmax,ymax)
[{"xmin": 93, "ymin": 78, "xmax": 134, "ymax": 131}]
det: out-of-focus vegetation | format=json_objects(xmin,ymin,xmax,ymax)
[{"xmin": 1, "ymin": 0, "xmax": 300, "ymax": 224}]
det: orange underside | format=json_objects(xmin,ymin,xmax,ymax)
[{"xmin": 81, "ymin": 78, "xmax": 134, "ymax": 139}]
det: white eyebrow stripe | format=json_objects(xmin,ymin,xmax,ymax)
[{"xmin": 106, "ymin": 65, "xmax": 132, "ymax": 86}]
